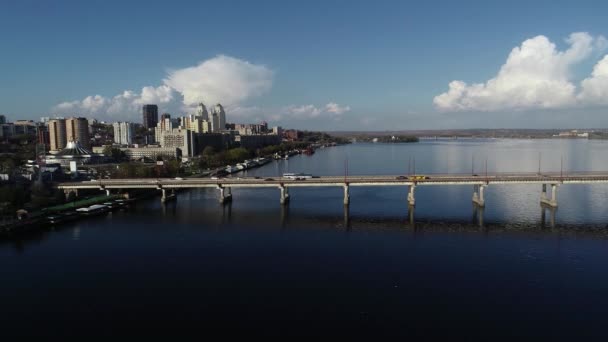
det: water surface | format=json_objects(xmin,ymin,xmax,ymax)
[{"xmin": 2, "ymin": 139, "xmax": 608, "ymax": 338}]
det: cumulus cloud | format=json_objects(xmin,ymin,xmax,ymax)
[
  {"xmin": 282, "ymin": 102, "xmax": 351, "ymax": 119},
  {"xmin": 53, "ymin": 86, "xmax": 180, "ymax": 121},
  {"xmin": 578, "ymin": 55, "xmax": 608, "ymax": 104},
  {"xmin": 163, "ymin": 55, "xmax": 273, "ymax": 107},
  {"xmin": 324, "ymin": 102, "xmax": 351, "ymax": 114},
  {"xmin": 52, "ymin": 55, "xmax": 273, "ymax": 121},
  {"xmin": 434, "ymin": 32, "xmax": 607, "ymax": 111}
]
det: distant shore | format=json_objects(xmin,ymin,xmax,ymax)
[{"xmin": 329, "ymin": 128, "xmax": 608, "ymax": 140}]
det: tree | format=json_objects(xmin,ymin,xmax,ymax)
[
  {"xmin": 225, "ymin": 148, "xmax": 251, "ymax": 164},
  {"xmin": 103, "ymin": 146, "xmax": 126, "ymax": 162},
  {"xmin": 202, "ymin": 146, "xmax": 215, "ymax": 157}
]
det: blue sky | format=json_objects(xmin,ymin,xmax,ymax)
[{"xmin": 1, "ymin": 0, "xmax": 608, "ymax": 130}]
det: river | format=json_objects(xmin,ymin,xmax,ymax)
[{"xmin": 2, "ymin": 139, "xmax": 608, "ymax": 338}]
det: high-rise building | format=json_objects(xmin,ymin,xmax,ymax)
[
  {"xmin": 215, "ymin": 104, "xmax": 226, "ymax": 131},
  {"xmin": 65, "ymin": 117, "xmax": 91, "ymax": 148},
  {"xmin": 157, "ymin": 128, "xmax": 196, "ymax": 157},
  {"xmin": 142, "ymin": 104, "xmax": 159, "ymax": 129},
  {"xmin": 160, "ymin": 113, "xmax": 171, "ymax": 122},
  {"xmin": 182, "ymin": 114, "xmax": 211, "ymax": 133},
  {"xmin": 211, "ymin": 112, "xmax": 220, "ymax": 132},
  {"xmin": 0, "ymin": 114, "xmax": 6, "ymax": 124},
  {"xmin": 37, "ymin": 127, "xmax": 50, "ymax": 146},
  {"xmin": 196, "ymin": 103, "xmax": 209, "ymax": 121},
  {"xmin": 49, "ymin": 118, "xmax": 67, "ymax": 151},
  {"xmin": 113, "ymin": 122, "xmax": 134, "ymax": 145}
]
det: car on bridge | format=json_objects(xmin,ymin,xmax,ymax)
[
  {"xmin": 264, "ymin": 178, "xmax": 274, "ymax": 181},
  {"xmin": 395, "ymin": 175, "xmax": 407, "ymax": 180},
  {"xmin": 408, "ymin": 175, "xmax": 430, "ymax": 180}
]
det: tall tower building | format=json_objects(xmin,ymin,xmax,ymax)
[
  {"xmin": 210, "ymin": 111, "xmax": 220, "ymax": 132},
  {"xmin": 65, "ymin": 117, "xmax": 91, "ymax": 148},
  {"xmin": 49, "ymin": 119, "xmax": 67, "ymax": 151},
  {"xmin": 0, "ymin": 114, "xmax": 6, "ymax": 124},
  {"xmin": 215, "ymin": 104, "xmax": 226, "ymax": 131},
  {"xmin": 196, "ymin": 103, "xmax": 209, "ymax": 121},
  {"xmin": 142, "ymin": 104, "xmax": 159, "ymax": 129},
  {"xmin": 113, "ymin": 122, "xmax": 134, "ymax": 145}
]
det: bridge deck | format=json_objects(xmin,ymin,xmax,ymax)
[{"xmin": 57, "ymin": 172, "xmax": 608, "ymax": 190}]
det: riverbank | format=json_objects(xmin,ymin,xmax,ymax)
[{"xmin": 0, "ymin": 189, "xmax": 158, "ymax": 239}]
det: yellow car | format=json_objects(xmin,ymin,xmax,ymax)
[{"xmin": 408, "ymin": 175, "xmax": 430, "ymax": 181}]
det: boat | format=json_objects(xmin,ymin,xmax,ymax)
[
  {"xmin": 236, "ymin": 163, "xmax": 246, "ymax": 170},
  {"xmin": 76, "ymin": 204, "xmax": 109, "ymax": 216},
  {"xmin": 254, "ymin": 157, "xmax": 270, "ymax": 165},
  {"xmin": 304, "ymin": 146, "xmax": 315, "ymax": 155},
  {"xmin": 225, "ymin": 165, "xmax": 238, "ymax": 173}
]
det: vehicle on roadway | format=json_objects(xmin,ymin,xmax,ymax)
[
  {"xmin": 408, "ymin": 175, "xmax": 430, "ymax": 180},
  {"xmin": 395, "ymin": 175, "xmax": 407, "ymax": 180},
  {"xmin": 264, "ymin": 178, "xmax": 274, "ymax": 181}
]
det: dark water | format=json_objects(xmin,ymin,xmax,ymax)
[{"xmin": 3, "ymin": 139, "xmax": 608, "ymax": 338}]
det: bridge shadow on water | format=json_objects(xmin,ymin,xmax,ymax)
[{"xmin": 2, "ymin": 195, "xmax": 608, "ymax": 253}]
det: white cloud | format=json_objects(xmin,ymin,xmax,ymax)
[
  {"xmin": 578, "ymin": 55, "xmax": 608, "ymax": 104},
  {"xmin": 324, "ymin": 102, "xmax": 351, "ymax": 115},
  {"xmin": 53, "ymin": 86, "xmax": 180, "ymax": 121},
  {"xmin": 52, "ymin": 55, "xmax": 273, "ymax": 122},
  {"xmin": 281, "ymin": 102, "xmax": 351, "ymax": 119},
  {"xmin": 434, "ymin": 32, "xmax": 607, "ymax": 111},
  {"xmin": 284, "ymin": 104, "xmax": 322, "ymax": 118},
  {"xmin": 163, "ymin": 55, "xmax": 273, "ymax": 107}
]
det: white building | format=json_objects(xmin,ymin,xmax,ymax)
[
  {"xmin": 113, "ymin": 122, "xmax": 134, "ymax": 145},
  {"xmin": 157, "ymin": 128, "xmax": 196, "ymax": 157}
]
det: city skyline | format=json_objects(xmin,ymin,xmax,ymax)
[{"xmin": 2, "ymin": 1, "xmax": 608, "ymax": 130}]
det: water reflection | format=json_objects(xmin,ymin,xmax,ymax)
[
  {"xmin": 280, "ymin": 204, "xmax": 289, "ymax": 228},
  {"xmin": 541, "ymin": 204, "xmax": 557, "ymax": 229},
  {"xmin": 472, "ymin": 205, "xmax": 485, "ymax": 228},
  {"xmin": 343, "ymin": 204, "xmax": 351, "ymax": 230}
]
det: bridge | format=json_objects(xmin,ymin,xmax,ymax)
[{"xmin": 56, "ymin": 172, "xmax": 608, "ymax": 208}]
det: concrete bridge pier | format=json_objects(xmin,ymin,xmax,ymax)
[
  {"xmin": 472, "ymin": 184, "xmax": 486, "ymax": 207},
  {"xmin": 217, "ymin": 185, "xmax": 232, "ymax": 204},
  {"xmin": 540, "ymin": 184, "xmax": 558, "ymax": 207},
  {"xmin": 407, "ymin": 185, "xmax": 416, "ymax": 206},
  {"xmin": 279, "ymin": 185, "xmax": 290, "ymax": 205},
  {"xmin": 161, "ymin": 188, "xmax": 167, "ymax": 202},
  {"xmin": 343, "ymin": 185, "xmax": 350, "ymax": 205},
  {"xmin": 99, "ymin": 186, "xmax": 110, "ymax": 196}
]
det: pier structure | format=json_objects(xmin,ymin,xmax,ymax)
[
  {"xmin": 540, "ymin": 184, "xmax": 559, "ymax": 207},
  {"xmin": 57, "ymin": 172, "xmax": 608, "ymax": 209},
  {"xmin": 472, "ymin": 184, "xmax": 486, "ymax": 207},
  {"xmin": 216, "ymin": 185, "xmax": 232, "ymax": 204}
]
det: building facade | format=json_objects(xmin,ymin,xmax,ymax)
[
  {"xmin": 49, "ymin": 118, "xmax": 67, "ymax": 151},
  {"xmin": 215, "ymin": 104, "xmax": 226, "ymax": 131},
  {"xmin": 142, "ymin": 104, "xmax": 159, "ymax": 129},
  {"xmin": 65, "ymin": 117, "xmax": 91, "ymax": 148},
  {"xmin": 119, "ymin": 146, "xmax": 180, "ymax": 161},
  {"xmin": 157, "ymin": 128, "xmax": 196, "ymax": 157},
  {"xmin": 196, "ymin": 103, "xmax": 209, "ymax": 121},
  {"xmin": 113, "ymin": 122, "xmax": 134, "ymax": 145}
]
